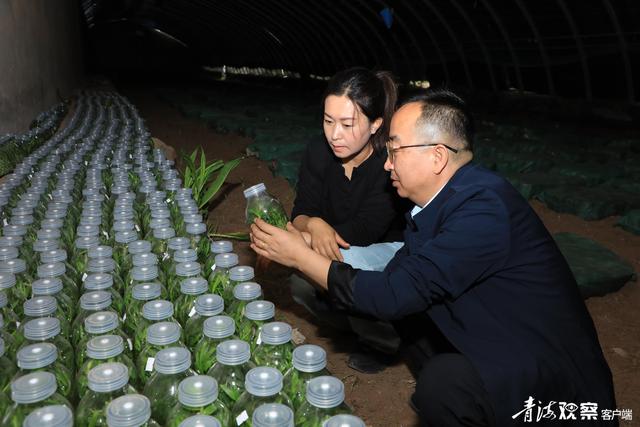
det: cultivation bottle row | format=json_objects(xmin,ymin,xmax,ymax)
[{"xmin": 0, "ymin": 91, "xmax": 363, "ymax": 427}]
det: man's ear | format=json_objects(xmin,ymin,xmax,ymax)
[
  {"xmin": 432, "ymin": 145, "xmax": 449, "ymax": 175},
  {"xmin": 371, "ymin": 117, "xmax": 384, "ymax": 134}
]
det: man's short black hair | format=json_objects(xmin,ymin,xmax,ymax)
[{"xmin": 401, "ymin": 88, "xmax": 475, "ymax": 152}]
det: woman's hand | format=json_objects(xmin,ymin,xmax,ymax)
[
  {"xmin": 306, "ymin": 217, "xmax": 350, "ymax": 261},
  {"xmin": 250, "ymin": 219, "xmax": 313, "ymax": 269}
]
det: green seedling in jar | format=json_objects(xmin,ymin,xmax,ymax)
[
  {"xmin": 252, "ymin": 403, "xmax": 294, "ymax": 427},
  {"xmin": 22, "ymin": 404, "xmax": 74, "ymax": 427},
  {"xmin": 106, "ymin": 394, "xmax": 162, "ymax": 427},
  {"xmin": 166, "ymin": 375, "xmax": 231, "ymax": 427},
  {"xmin": 21, "ymin": 317, "xmax": 74, "ymax": 372},
  {"xmin": 123, "ymin": 282, "xmax": 165, "ymax": 335},
  {"xmin": 72, "ymin": 291, "xmax": 115, "ymax": 346},
  {"xmin": 232, "ymin": 367, "xmax": 293, "ymax": 427},
  {"xmin": 207, "ymin": 253, "xmax": 238, "ymax": 298},
  {"xmin": 31, "ymin": 277, "xmax": 75, "ymax": 323},
  {"xmin": 205, "ymin": 240, "xmax": 233, "ymax": 279},
  {"xmin": 294, "ymin": 376, "xmax": 352, "ymax": 427},
  {"xmin": 227, "ymin": 281, "xmax": 262, "ymax": 326},
  {"xmin": 0, "ymin": 290, "xmax": 20, "ymax": 340},
  {"xmin": 83, "ymin": 273, "xmax": 125, "ymax": 316},
  {"xmin": 193, "ymin": 315, "xmax": 235, "ymax": 374},
  {"xmin": 76, "ymin": 311, "xmax": 133, "ymax": 369},
  {"xmin": 174, "ymin": 276, "xmax": 208, "ymax": 327},
  {"xmin": 136, "ymin": 321, "xmax": 186, "ymax": 385},
  {"xmin": 243, "ymin": 183, "xmax": 289, "ymax": 229},
  {"xmin": 133, "ymin": 299, "xmax": 180, "ymax": 353},
  {"xmin": 252, "ymin": 322, "xmax": 295, "ymax": 375},
  {"xmin": 184, "ymin": 294, "xmax": 225, "ymax": 350},
  {"xmin": 0, "ymin": 259, "xmax": 34, "ymax": 317},
  {"xmin": 0, "ymin": 337, "xmax": 17, "ymax": 392},
  {"xmin": 18, "ymin": 296, "xmax": 72, "ymax": 346},
  {"xmin": 207, "ymin": 340, "xmax": 256, "ymax": 408},
  {"xmin": 283, "ymin": 345, "xmax": 331, "ymax": 411}
]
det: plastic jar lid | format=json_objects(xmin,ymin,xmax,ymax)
[
  {"xmin": 229, "ymin": 266, "xmax": 254, "ymax": 282},
  {"xmin": 260, "ymin": 322, "xmax": 292, "ymax": 346},
  {"xmin": 115, "ymin": 230, "xmax": 138, "ymax": 244},
  {"xmin": 40, "ymin": 218, "xmax": 63, "ymax": 229},
  {"xmin": 210, "ymin": 240, "xmax": 233, "ymax": 254},
  {"xmin": 2, "ymin": 224, "xmax": 27, "ymax": 236},
  {"xmin": 11, "ymin": 371, "xmax": 57, "ymax": 404},
  {"xmin": 86, "ymin": 335, "xmax": 125, "ymax": 360},
  {"xmin": 216, "ymin": 339, "xmax": 250, "ymax": 366},
  {"xmin": 80, "ymin": 291, "xmax": 112, "ymax": 311},
  {"xmin": 0, "ymin": 246, "xmax": 18, "ymax": 261},
  {"xmin": 113, "ymin": 210, "xmax": 134, "ymax": 221},
  {"xmin": 128, "ymin": 240, "xmax": 152, "ymax": 254},
  {"xmin": 0, "ymin": 236, "xmax": 23, "ymax": 247},
  {"xmin": 132, "ymin": 283, "xmax": 162, "ymax": 301},
  {"xmin": 180, "ymin": 277, "xmax": 208, "ymax": 296},
  {"xmin": 194, "ymin": 294, "xmax": 224, "ymax": 316},
  {"xmin": 154, "ymin": 347, "xmax": 192, "ymax": 374},
  {"xmin": 173, "ymin": 249, "xmax": 197, "ymax": 264},
  {"xmin": 292, "ymin": 345, "xmax": 327, "ymax": 373},
  {"xmin": 84, "ymin": 273, "xmax": 114, "ymax": 290},
  {"xmin": 80, "ymin": 215, "xmax": 102, "ymax": 227},
  {"xmin": 153, "ymin": 227, "xmax": 175, "ymax": 240},
  {"xmin": 214, "ymin": 253, "xmax": 238, "ymax": 269},
  {"xmin": 0, "ymin": 258, "xmax": 26, "ymax": 274},
  {"xmin": 32, "ymin": 278, "xmax": 63, "ymax": 296},
  {"xmin": 88, "ymin": 362, "xmax": 129, "ymax": 393},
  {"xmin": 75, "ymin": 235, "xmax": 100, "ymax": 249},
  {"xmin": 37, "ymin": 228, "xmax": 61, "ymax": 240},
  {"xmin": 175, "ymin": 262, "xmax": 201, "ymax": 277},
  {"xmin": 112, "ymin": 220, "xmax": 135, "ymax": 232},
  {"xmin": 85, "ymin": 311, "xmax": 119, "ymax": 334},
  {"xmin": 178, "ymin": 415, "xmax": 221, "ymax": 427},
  {"xmin": 147, "ymin": 321, "xmax": 181, "ymax": 346},
  {"xmin": 244, "ymin": 301, "xmax": 275, "ymax": 322},
  {"xmin": 106, "ymin": 394, "xmax": 152, "ymax": 427},
  {"xmin": 168, "ymin": 237, "xmax": 190, "ymax": 251},
  {"xmin": 182, "ymin": 213, "xmax": 202, "ymax": 224},
  {"xmin": 186, "ymin": 223, "xmax": 206, "ymax": 235},
  {"xmin": 322, "ymin": 415, "xmax": 365, "ymax": 427},
  {"xmin": 131, "ymin": 265, "xmax": 158, "ymax": 282},
  {"xmin": 88, "ymin": 245, "xmax": 113, "ymax": 259},
  {"xmin": 77, "ymin": 224, "xmax": 100, "ymax": 237},
  {"xmin": 142, "ymin": 300, "xmax": 174, "ymax": 320},
  {"xmin": 203, "ymin": 316, "xmax": 235, "ymax": 340},
  {"xmin": 233, "ymin": 282, "xmax": 261, "ymax": 301},
  {"xmin": 306, "ymin": 376, "xmax": 345, "ymax": 409},
  {"xmin": 0, "ymin": 272, "xmax": 16, "ymax": 289},
  {"xmin": 252, "ymin": 403, "xmax": 294, "ymax": 427},
  {"xmin": 151, "ymin": 208, "xmax": 170, "ymax": 219},
  {"xmin": 24, "ymin": 296, "xmax": 57, "ymax": 317},
  {"xmin": 132, "ymin": 253, "xmax": 158, "ymax": 267},
  {"xmin": 24, "ymin": 317, "xmax": 61, "ymax": 340},
  {"xmin": 23, "ymin": 404, "xmax": 73, "ymax": 427},
  {"xmin": 11, "ymin": 215, "xmax": 34, "ymax": 225},
  {"xmin": 37, "ymin": 262, "xmax": 65, "ymax": 278},
  {"xmin": 243, "ymin": 183, "xmax": 266, "ymax": 199},
  {"xmin": 40, "ymin": 249, "xmax": 67, "ymax": 263},
  {"xmin": 178, "ymin": 375, "xmax": 218, "ymax": 407},
  {"xmin": 33, "ymin": 239, "xmax": 60, "ymax": 252},
  {"xmin": 245, "ymin": 367, "xmax": 283, "ymax": 397},
  {"xmin": 87, "ymin": 257, "xmax": 116, "ymax": 273},
  {"xmin": 17, "ymin": 342, "xmax": 58, "ymax": 369}
]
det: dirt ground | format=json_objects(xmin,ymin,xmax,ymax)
[{"xmin": 122, "ymin": 87, "xmax": 639, "ymax": 426}]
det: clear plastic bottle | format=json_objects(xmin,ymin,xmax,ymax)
[
  {"xmin": 283, "ymin": 345, "xmax": 331, "ymax": 411},
  {"xmin": 252, "ymin": 322, "xmax": 295, "ymax": 374},
  {"xmin": 23, "ymin": 404, "xmax": 74, "ymax": 427},
  {"xmin": 186, "ymin": 222, "xmax": 209, "ymax": 264},
  {"xmin": 77, "ymin": 311, "xmax": 133, "ymax": 368},
  {"xmin": 123, "ymin": 282, "xmax": 165, "ymax": 335},
  {"xmin": 0, "ymin": 337, "xmax": 17, "ymax": 392},
  {"xmin": 15, "ymin": 342, "xmax": 75, "ymax": 403},
  {"xmin": 184, "ymin": 294, "xmax": 225, "ymax": 350},
  {"xmin": 31, "ymin": 277, "xmax": 75, "ymax": 324},
  {"xmin": 237, "ymin": 301, "xmax": 275, "ymax": 351},
  {"xmin": 133, "ymin": 300, "xmax": 180, "ymax": 354},
  {"xmin": 0, "ymin": 290, "xmax": 20, "ymax": 339},
  {"xmin": 1, "ymin": 372, "xmax": 72, "ymax": 427},
  {"xmin": 207, "ymin": 253, "xmax": 238, "ymax": 299},
  {"xmin": 243, "ymin": 183, "xmax": 289, "ymax": 229},
  {"xmin": 167, "ymin": 249, "xmax": 198, "ymax": 300},
  {"xmin": 206, "ymin": 240, "xmax": 233, "ymax": 276},
  {"xmin": 78, "ymin": 335, "xmax": 139, "ymax": 399},
  {"xmin": 19, "ymin": 296, "xmax": 71, "ymax": 344},
  {"xmin": 232, "ymin": 366, "xmax": 293, "ymax": 427},
  {"xmin": 84, "ymin": 273, "xmax": 125, "ymax": 316},
  {"xmin": 137, "ymin": 321, "xmax": 186, "ymax": 384},
  {"xmin": 177, "ymin": 415, "xmax": 221, "ymax": 427},
  {"xmin": 0, "ymin": 259, "xmax": 33, "ymax": 317},
  {"xmin": 166, "ymin": 375, "xmax": 231, "ymax": 427},
  {"xmin": 40, "ymin": 249, "xmax": 79, "ymax": 285},
  {"xmin": 322, "ymin": 414, "xmax": 365, "ymax": 427},
  {"xmin": 86, "ymin": 257, "xmax": 125, "ymax": 295},
  {"xmin": 175, "ymin": 276, "xmax": 208, "ymax": 327},
  {"xmin": 207, "ymin": 339, "xmax": 255, "ymax": 407},
  {"xmin": 227, "ymin": 281, "xmax": 262, "ymax": 325},
  {"xmin": 169, "ymin": 261, "xmax": 202, "ymax": 303},
  {"xmin": 72, "ymin": 235, "xmax": 100, "ymax": 278},
  {"xmin": 294, "ymin": 377, "xmax": 352, "ymax": 426},
  {"xmin": 252, "ymin": 403, "xmax": 295, "ymax": 427},
  {"xmin": 127, "ymin": 265, "xmax": 160, "ymax": 297},
  {"xmin": 106, "ymin": 394, "xmax": 161, "ymax": 427},
  {"xmin": 36, "ymin": 261, "xmax": 79, "ymax": 304},
  {"xmin": 193, "ymin": 315, "xmax": 236, "ymax": 374},
  {"xmin": 150, "ymin": 227, "xmax": 176, "ymax": 259},
  {"xmin": 143, "ymin": 347, "xmax": 197, "ymax": 425},
  {"xmin": 76, "ymin": 362, "xmax": 138, "ymax": 427},
  {"xmin": 22, "ymin": 317, "xmax": 74, "ymax": 372},
  {"xmin": 225, "ymin": 266, "xmax": 255, "ymax": 306},
  {"xmin": 72, "ymin": 291, "xmax": 116, "ymax": 346}
]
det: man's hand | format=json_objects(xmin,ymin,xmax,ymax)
[
  {"xmin": 306, "ymin": 217, "xmax": 350, "ymax": 261},
  {"xmin": 250, "ymin": 219, "xmax": 313, "ymax": 269}
]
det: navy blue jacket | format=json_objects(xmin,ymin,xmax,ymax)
[{"xmin": 328, "ymin": 162, "xmax": 616, "ymax": 425}]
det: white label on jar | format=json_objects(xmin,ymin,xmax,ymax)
[
  {"xmin": 15, "ymin": 321, "xmax": 20, "ymax": 328},
  {"xmin": 236, "ymin": 411, "xmax": 249, "ymax": 425},
  {"xmin": 256, "ymin": 331, "xmax": 262, "ymax": 345},
  {"xmin": 2, "ymin": 219, "xmax": 7, "ymax": 226},
  {"xmin": 81, "ymin": 273, "xmax": 87, "ymax": 282},
  {"xmin": 127, "ymin": 338, "xmax": 133, "ymax": 351},
  {"xmin": 102, "ymin": 230, "xmax": 109, "ymax": 239},
  {"xmin": 210, "ymin": 263, "xmax": 216, "ymax": 272},
  {"xmin": 134, "ymin": 224, "xmax": 141, "ymax": 232},
  {"xmin": 188, "ymin": 306, "xmax": 197, "ymax": 318},
  {"xmin": 162, "ymin": 252, "xmax": 170, "ymax": 261},
  {"xmin": 145, "ymin": 357, "xmax": 155, "ymax": 372},
  {"xmin": 122, "ymin": 313, "xmax": 127, "ymax": 322}
]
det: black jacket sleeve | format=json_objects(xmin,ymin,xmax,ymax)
[{"xmin": 326, "ymin": 260, "xmax": 359, "ymax": 311}]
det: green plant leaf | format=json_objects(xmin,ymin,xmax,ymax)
[{"xmin": 198, "ymin": 157, "xmax": 242, "ymax": 209}]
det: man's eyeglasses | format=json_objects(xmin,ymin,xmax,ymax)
[{"xmin": 385, "ymin": 141, "xmax": 459, "ymax": 162}]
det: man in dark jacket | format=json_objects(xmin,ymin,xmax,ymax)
[{"xmin": 250, "ymin": 89, "xmax": 617, "ymax": 426}]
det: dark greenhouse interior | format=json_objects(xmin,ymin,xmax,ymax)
[{"xmin": 0, "ymin": 0, "xmax": 638, "ymax": 426}]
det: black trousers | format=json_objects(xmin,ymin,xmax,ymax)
[{"xmin": 396, "ymin": 314, "xmax": 496, "ymax": 427}]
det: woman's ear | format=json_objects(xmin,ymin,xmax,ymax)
[{"xmin": 371, "ymin": 117, "xmax": 384, "ymax": 134}]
